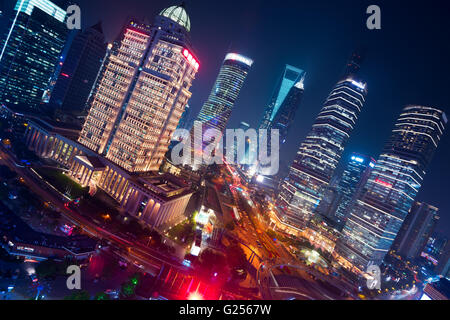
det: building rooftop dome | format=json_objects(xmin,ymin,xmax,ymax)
[{"xmin": 159, "ymin": 4, "xmax": 191, "ymax": 32}]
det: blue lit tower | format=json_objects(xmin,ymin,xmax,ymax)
[
  {"xmin": 250, "ymin": 65, "xmax": 305, "ymax": 174},
  {"xmin": 270, "ymin": 77, "xmax": 305, "ymax": 146},
  {"xmin": 259, "ymin": 64, "xmax": 305, "ymax": 132},
  {"xmin": 0, "ymin": 0, "xmax": 69, "ymax": 109},
  {"xmin": 276, "ymin": 54, "xmax": 367, "ymax": 230},
  {"xmin": 334, "ymin": 153, "xmax": 375, "ymax": 224},
  {"xmin": 336, "ymin": 106, "xmax": 447, "ymax": 272}
]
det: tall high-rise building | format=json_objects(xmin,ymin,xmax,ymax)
[
  {"xmin": 49, "ymin": 22, "xmax": 107, "ymax": 116},
  {"xmin": 0, "ymin": 0, "xmax": 69, "ymax": 109},
  {"xmin": 392, "ymin": 202, "xmax": 439, "ymax": 260},
  {"xmin": 234, "ymin": 121, "xmax": 250, "ymax": 164},
  {"xmin": 336, "ymin": 106, "xmax": 447, "ymax": 272},
  {"xmin": 249, "ymin": 65, "xmax": 305, "ymax": 175},
  {"xmin": 423, "ymin": 235, "xmax": 448, "ymax": 263},
  {"xmin": 270, "ymin": 77, "xmax": 305, "ymax": 146},
  {"xmin": 315, "ymin": 184, "xmax": 341, "ymax": 221},
  {"xmin": 334, "ymin": 153, "xmax": 375, "ymax": 224},
  {"xmin": 78, "ymin": 4, "xmax": 199, "ymax": 172},
  {"xmin": 436, "ymin": 241, "xmax": 450, "ymax": 278},
  {"xmin": 276, "ymin": 68, "xmax": 367, "ymax": 230},
  {"xmin": 259, "ymin": 65, "xmax": 305, "ymax": 132},
  {"xmin": 195, "ymin": 53, "xmax": 253, "ymax": 144}
]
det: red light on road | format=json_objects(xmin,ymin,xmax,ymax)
[{"xmin": 187, "ymin": 292, "xmax": 203, "ymax": 300}]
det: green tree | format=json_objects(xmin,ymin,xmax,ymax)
[
  {"xmin": 95, "ymin": 292, "xmax": 110, "ymax": 300},
  {"xmin": 64, "ymin": 290, "xmax": 91, "ymax": 300},
  {"xmin": 199, "ymin": 249, "xmax": 227, "ymax": 275},
  {"xmin": 120, "ymin": 282, "xmax": 135, "ymax": 299},
  {"xmin": 35, "ymin": 259, "xmax": 62, "ymax": 279}
]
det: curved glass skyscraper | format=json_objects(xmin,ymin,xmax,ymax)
[
  {"xmin": 277, "ymin": 76, "xmax": 367, "ymax": 230},
  {"xmin": 195, "ymin": 53, "xmax": 253, "ymax": 138}
]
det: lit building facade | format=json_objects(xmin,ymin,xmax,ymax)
[
  {"xmin": 24, "ymin": 117, "xmax": 86, "ymax": 168},
  {"xmin": 392, "ymin": 201, "xmax": 439, "ymax": 260},
  {"xmin": 24, "ymin": 116, "xmax": 194, "ymax": 230},
  {"xmin": 195, "ymin": 53, "xmax": 253, "ymax": 143},
  {"xmin": 336, "ymin": 106, "xmax": 447, "ymax": 272},
  {"xmin": 334, "ymin": 153, "xmax": 375, "ymax": 224},
  {"xmin": 0, "ymin": 0, "xmax": 69, "ymax": 108},
  {"xmin": 24, "ymin": 4, "xmax": 199, "ymax": 230},
  {"xmin": 276, "ymin": 77, "xmax": 367, "ymax": 230},
  {"xmin": 78, "ymin": 6, "xmax": 199, "ymax": 172}
]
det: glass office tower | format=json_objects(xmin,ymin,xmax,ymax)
[
  {"xmin": 49, "ymin": 22, "xmax": 107, "ymax": 116},
  {"xmin": 392, "ymin": 201, "xmax": 439, "ymax": 260},
  {"xmin": 336, "ymin": 106, "xmax": 447, "ymax": 272},
  {"xmin": 259, "ymin": 65, "xmax": 305, "ymax": 131},
  {"xmin": 195, "ymin": 53, "xmax": 253, "ymax": 139},
  {"xmin": 277, "ymin": 77, "xmax": 367, "ymax": 230},
  {"xmin": 334, "ymin": 153, "xmax": 375, "ymax": 224},
  {"xmin": 0, "ymin": 0, "xmax": 69, "ymax": 109}
]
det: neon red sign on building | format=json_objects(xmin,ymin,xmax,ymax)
[{"xmin": 183, "ymin": 49, "xmax": 199, "ymax": 70}]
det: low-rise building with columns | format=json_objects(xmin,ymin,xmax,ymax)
[
  {"xmin": 24, "ymin": 118, "xmax": 89, "ymax": 167},
  {"xmin": 120, "ymin": 174, "xmax": 193, "ymax": 230},
  {"xmin": 25, "ymin": 117, "xmax": 193, "ymax": 231}
]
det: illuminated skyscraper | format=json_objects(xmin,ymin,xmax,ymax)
[
  {"xmin": 336, "ymin": 106, "xmax": 447, "ymax": 271},
  {"xmin": 276, "ymin": 76, "xmax": 367, "ymax": 230},
  {"xmin": 195, "ymin": 53, "xmax": 253, "ymax": 141},
  {"xmin": 0, "ymin": 0, "xmax": 69, "ymax": 108},
  {"xmin": 259, "ymin": 65, "xmax": 305, "ymax": 132},
  {"xmin": 78, "ymin": 4, "xmax": 199, "ymax": 172},
  {"xmin": 270, "ymin": 77, "xmax": 305, "ymax": 146},
  {"xmin": 392, "ymin": 201, "xmax": 439, "ymax": 260},
  {"xmin": 334, "ymin": 153, "xmax": 375, "ymax": 224}
]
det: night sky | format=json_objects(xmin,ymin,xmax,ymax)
[{"xmin": 2, "ymin": 0, "xmax": 450, "ymax": 236}]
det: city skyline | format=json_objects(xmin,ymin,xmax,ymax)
[
  {"xmin": 0, "ymin": 0, "xmax": 447, "ymax": 244},
  {"xmin": 24, "ymin": 0, "xmax": 448, "ymax": 236},
  {"xmin": 0, "ymin": 0, "xmax": 449, "ymax": 303},
  {"xmin": 336, "ymin": 105, "xmax": 447, "ymax": 271}
]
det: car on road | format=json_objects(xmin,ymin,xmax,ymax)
[
  {"xmin": 232, "ymin": 267, "xmax": 247, "ymax": 280},
  {"xmin": 105, "ymin": 289, "xmax": 120, "ymax": 299},
  {"xmin": 30, "ymin": 274, "xmax": 38, "ymax": 283}
]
